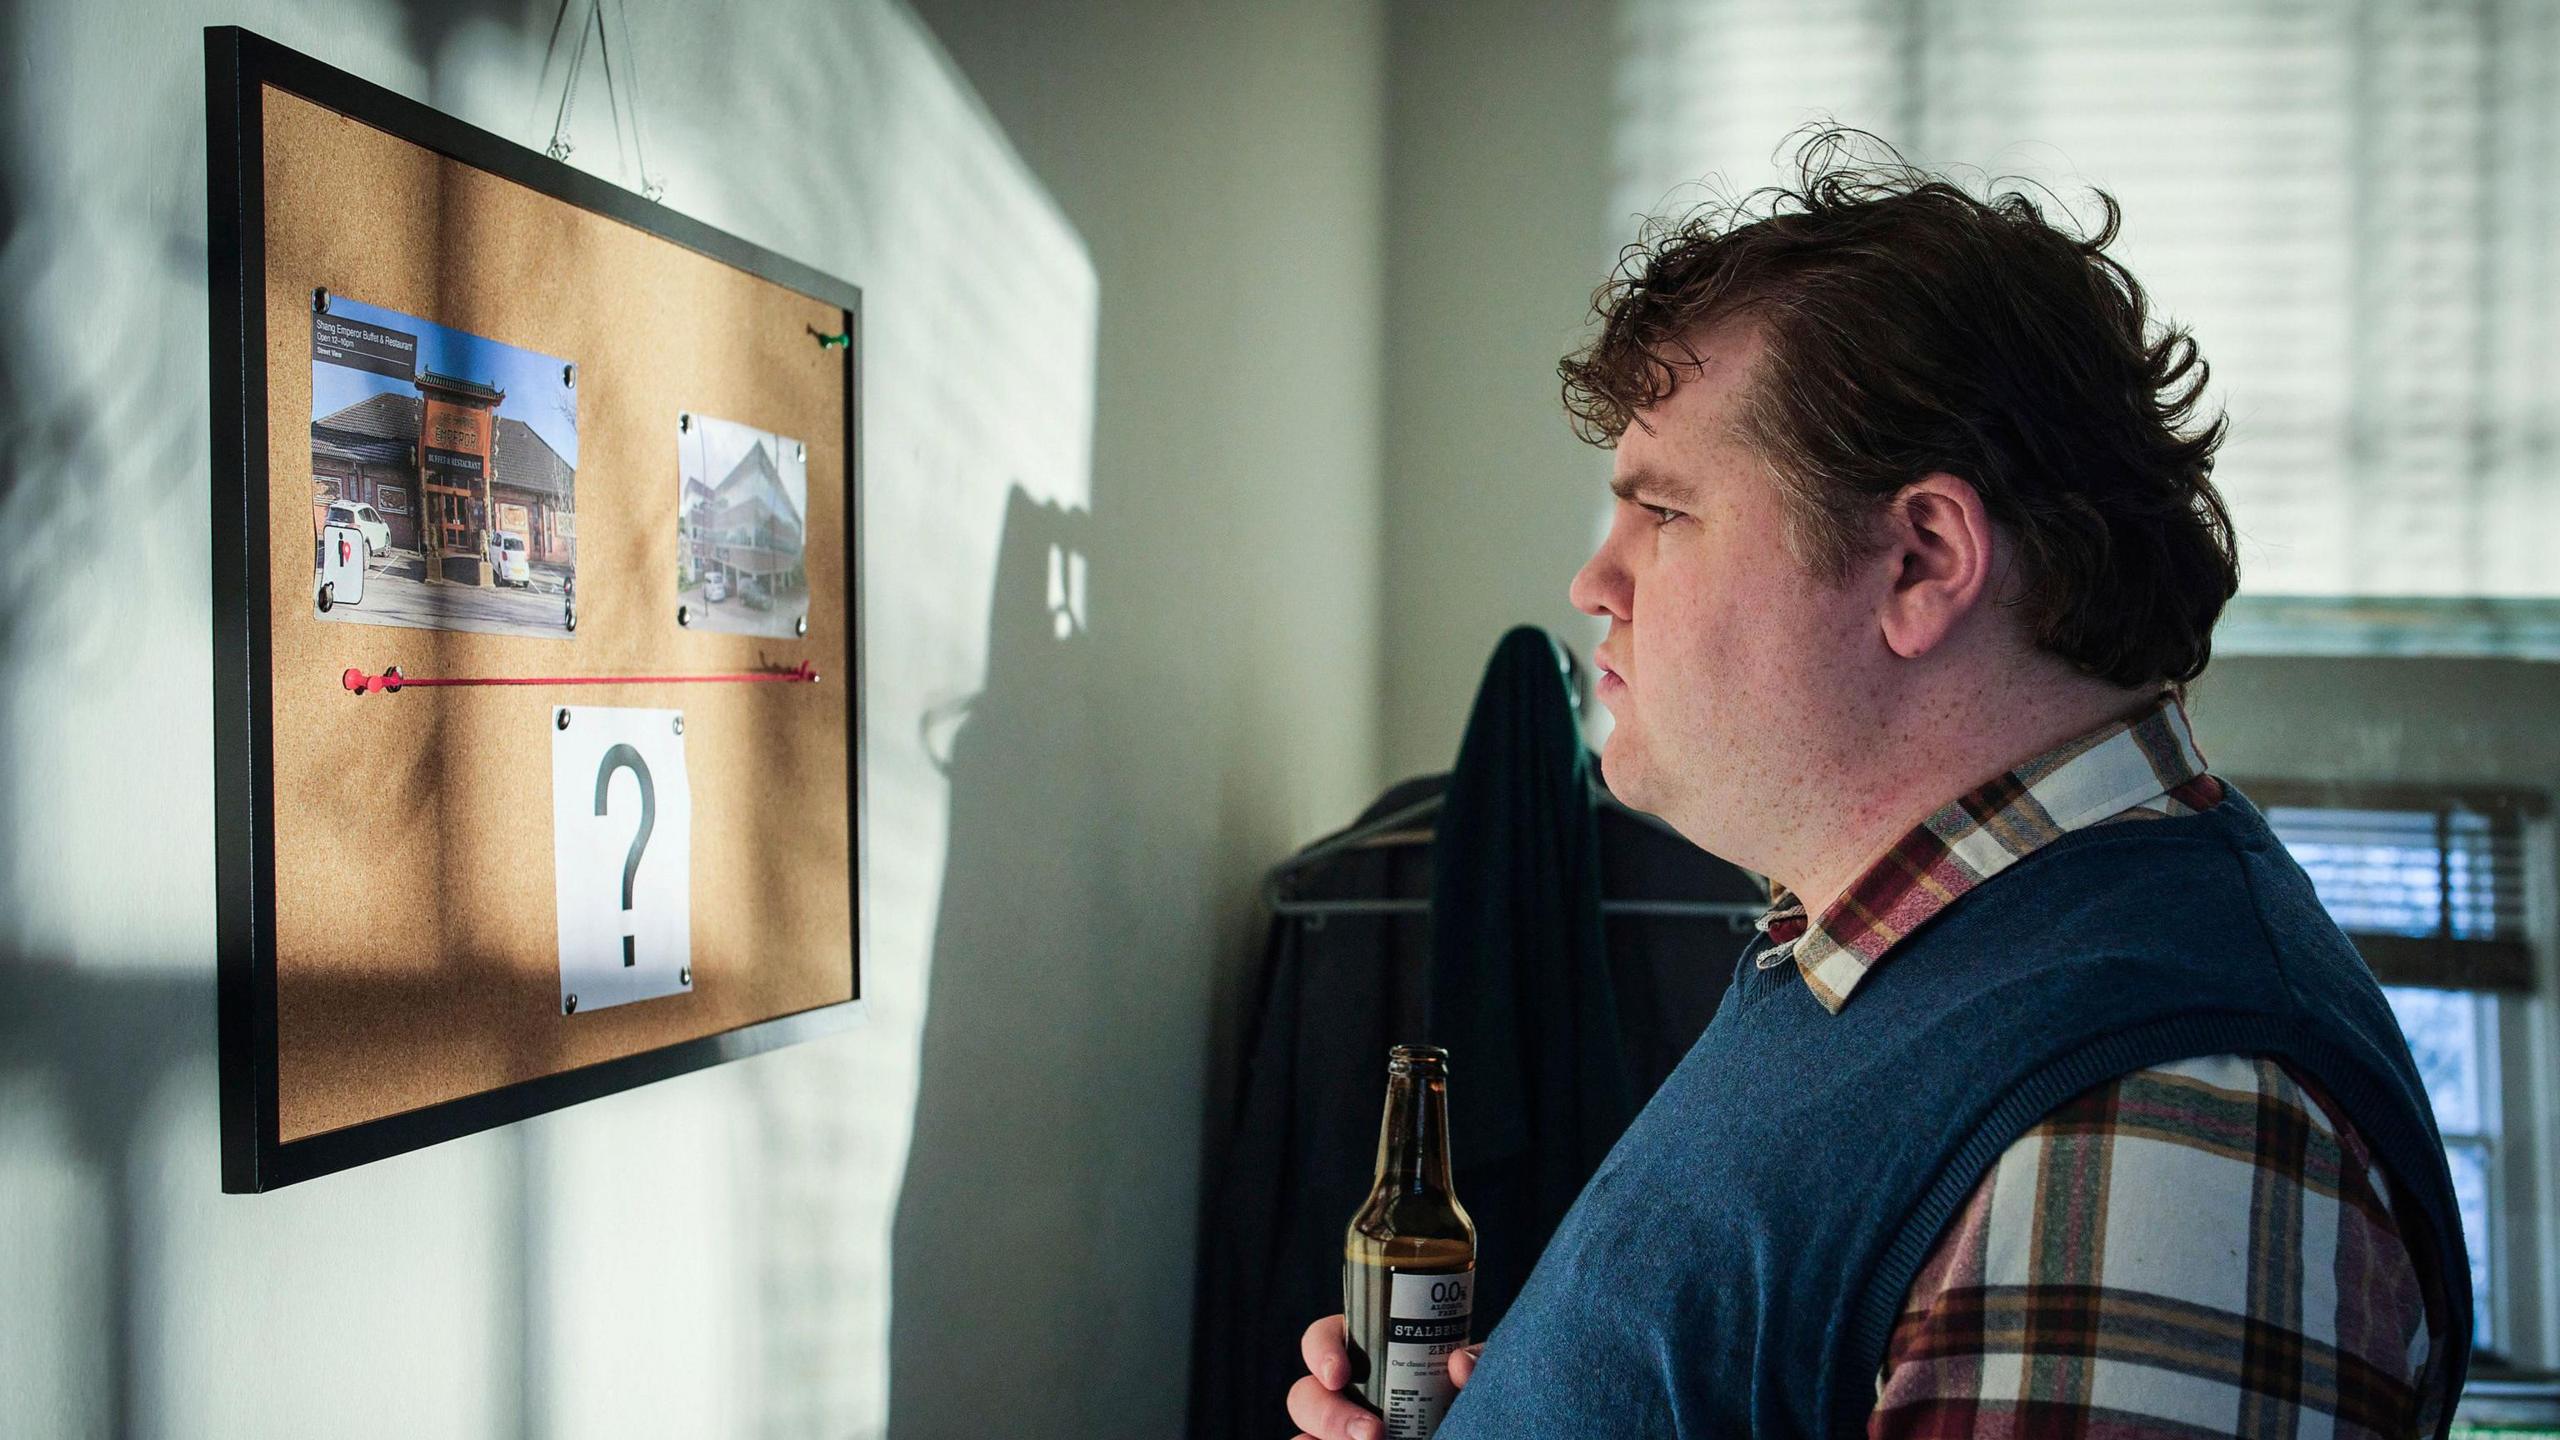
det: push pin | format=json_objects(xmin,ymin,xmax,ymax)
[
  {"xmin": 794, "ymin": 615, "xmax": 808, "ymax": 637},
  {"xmin": 809, "ymin": 325, "xmax": 850, "ymax": 350},
  {"xmin": 312, "ymin": 286, "xmax": 330, "ymax": 314},
  {"xmin": 677, "ymin": 604, "xmax": 691, "ymax": 627},
  {"xmin": 557, "ymin": 707, "xmax": 571, "ymax": 730},
  {"xmin": 563, "ymin": 994, "xmax": 579, "ymax": 1015},
  {"xmin": 679, "ymin": 413, "xmax": 692, "ymax": 433}
]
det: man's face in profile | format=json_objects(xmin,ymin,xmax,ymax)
[{"xmin": 1568, "ymin": 323, "xmax": 1882, "ymax": 874}]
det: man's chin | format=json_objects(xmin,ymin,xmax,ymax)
[{"xmin": 1594, "ymin": 734, "xmax": 1644, "ymax": 806}]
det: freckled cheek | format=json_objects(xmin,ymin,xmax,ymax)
[
  {"xmin": 1675, "ymin": 578, "xmax": 1795, "ymax": 718},
  {"xmin": 1635, "ymin": 587, "xmax": 1736, "ymax": 709}
]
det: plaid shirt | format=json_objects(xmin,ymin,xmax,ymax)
[{"xmin": 1748, "ymin": 695, "xmax": 2449, "ymax": 1438}]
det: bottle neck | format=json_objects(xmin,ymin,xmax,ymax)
[{"xmin": 1372, "ymin": 1064, "xmax": 1455, "ymax": 1196}]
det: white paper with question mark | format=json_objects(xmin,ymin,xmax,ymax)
[{"xmin": 552, "ymin": 705, "xmax": 693, "ymax": 1014}]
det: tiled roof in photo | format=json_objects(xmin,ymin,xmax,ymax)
[
  {"xmin": 493, "ymin": 418, "xmax": 573, "ymax": 504},
  {"xmin": 311, "ymin": 427, "xmax": 412, "ymax": 468},
  {"xmin": 314, "ymin": 391, "xmax": 419, "ymax": 443}
]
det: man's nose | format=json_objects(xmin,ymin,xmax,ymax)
[{"xmin": 1569, "ymin": 533, "xmax": 1630, "ymax": 622}]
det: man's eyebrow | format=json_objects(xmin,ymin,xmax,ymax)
[{"xmin": 1610, "ymin": 468, "xmax": 1700, "ymax": 506}]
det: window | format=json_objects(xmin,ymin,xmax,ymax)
[
  {"xmin": 2382, "ymin": 985, "xmax": 2501, "ymax": 1350},
  {"xmin": 2256, "ymin": 781, "xmax": 2546, "ymax": 1355},
  {"xmin": 2266, "ymin": 792, "xmax": 2533, "ymax": 990},
  {"xmin": 375, "ymin": 483, "xmax": 410, "ymax": 516}
]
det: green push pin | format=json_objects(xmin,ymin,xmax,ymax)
[{"xmin": 811, "ymin": 327, "xmax": 850, "ymax": 350}]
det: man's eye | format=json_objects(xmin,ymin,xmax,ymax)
[{"xmin": 1643, "ymin": 504, "xmax": 1683, "ymax": 527}]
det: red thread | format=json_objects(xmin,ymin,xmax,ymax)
[{"xmin": 343, "ymin": 661, "xmax": 817, "ymax": 696}]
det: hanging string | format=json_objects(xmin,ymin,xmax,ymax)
[
  {"xmin": 534, "ymin": 0, "xmax": 579, "ymax": 153},
  {"xmin": 536, "ymin": 0, "xmax": 663, "ymax": 200},
  {"xmin": 593, "ymin": 2, "xmax": 627, "ymax": 178},
  {"xmin": 611, "ymin": 0, "xmax": 661, "ymax": 201},
  {"xmin": 542, "ymin": 0, "xmax": 591, "ymax": 162}
]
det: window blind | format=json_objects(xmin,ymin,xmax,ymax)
[{"xmin": 2249, "ymin": 780, "xmax": 2539, "ymax": 990}]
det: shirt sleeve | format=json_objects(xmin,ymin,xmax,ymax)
[{"xmin": 1869, "ymin": 1053, "xmax": 2446, "ymax": 1440}]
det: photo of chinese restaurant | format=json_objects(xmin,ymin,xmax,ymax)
[{"xmin": 311, "ymin": 369, "xmax": 576, "ymax": 587}]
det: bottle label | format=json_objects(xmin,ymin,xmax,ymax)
[{"xmin": 1380, "ymin": 1269, "xmax": 1472, "ymax": 1437}]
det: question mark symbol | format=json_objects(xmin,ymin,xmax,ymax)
[{"xmin": 593, "ymin": 744, "xmax": 656, "ymax": 967}]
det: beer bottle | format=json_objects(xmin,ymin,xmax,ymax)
[{"xmin": 1343, "ymin": 1044, "xmax": 1477, "ymax": 1437}]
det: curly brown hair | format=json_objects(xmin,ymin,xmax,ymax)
[{"xmin": 1561, "ymin": 128, "xmax": 2239, "ymax": 689}]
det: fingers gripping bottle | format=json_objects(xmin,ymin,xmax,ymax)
[{"xmin": 1344, "ymin": 1045, "xmax": 1477, "ymax": 1437}]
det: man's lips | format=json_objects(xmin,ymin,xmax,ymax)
[{"xmin": 1594, "ymin": 651, "xmax": 1627, "ymax": 694}]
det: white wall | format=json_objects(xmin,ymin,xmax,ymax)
[
  {"xmin": 1374, "ymin": 0, "xmax": 1621, "ymax": 781},
  {"xmin": 889, "ymin": 10, "xmax": 1390, "ymax": 1433},
  {"xmin": 0, "ymin": 0, "xmax": 1386, "ymax": 1434},
  {"xmin": 903, "ymin": 0, "xmax": 1390, "ymax": 859}
]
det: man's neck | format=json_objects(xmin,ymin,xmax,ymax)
[{"xmin": 1775, "ymin": 676, "xmax": 2163, "ymax": 921}]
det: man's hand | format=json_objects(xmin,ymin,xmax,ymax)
[{"xmin": 1287, "ymin": 1314, "xmax": 1483, "ymax": 1440}]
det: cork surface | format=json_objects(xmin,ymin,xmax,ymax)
[{"xmin": 262, "ymin": 86, "xmax": 855, "ymax": 1142}]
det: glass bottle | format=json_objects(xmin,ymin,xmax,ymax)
[{"xmin": 1343, "ymin": 1044, "xmax": 1477, "ymax": 1437}]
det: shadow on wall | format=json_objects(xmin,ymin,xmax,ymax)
[
  {"xmin": 0, "ymin": 3, "xmax": 579, "ymax": 1432},
  {"xmin": 0, "ymin": 965, "xmax": 210, "ymax": 1438},
  {"xmin": 890, "ymin": 483, "xmax": 1124, "ymax": 1439}
]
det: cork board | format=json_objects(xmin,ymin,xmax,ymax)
[{"xmin": 211, "ymin": 30, "xmax": 863, "ymax": 1188}]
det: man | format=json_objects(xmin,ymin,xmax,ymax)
[{"xmin": 1288, "ymin": 133, "xmax": 2468, "ymax": 1439}]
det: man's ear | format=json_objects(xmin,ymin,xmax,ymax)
[{"xmin": 1876, "ymin": 472, "xmax": 1996, "ymax": 660}]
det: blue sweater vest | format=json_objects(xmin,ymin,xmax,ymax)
[{"xmin": 1434, "ymin": 786, "xmax": 2471, "ymax": 1439}]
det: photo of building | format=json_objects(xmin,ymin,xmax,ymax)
[
  {"xmin": 677, "ymin": 413, "xmax": 809, "ymax": 638},
  {"xmin": 310, "ymin": 297, "xmax": 579, "ymax": 639}
]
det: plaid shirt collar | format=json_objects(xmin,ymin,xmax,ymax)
[{"xmin": 1756, "ymin": 691, "xmax": 2224, "ymax": 1014}]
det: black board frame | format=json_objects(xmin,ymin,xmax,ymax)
[{"xmin": 206, "ymin": 26, "xmax": 866, "ymax": 1192}]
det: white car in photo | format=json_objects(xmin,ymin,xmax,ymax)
[
  {"xmin": 324, "ymin": 500, "xmax": 389, "ymax": 557},
  {"xmin": 493, "ymin": 531, "xmax": 533, "ymax": 587}
]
